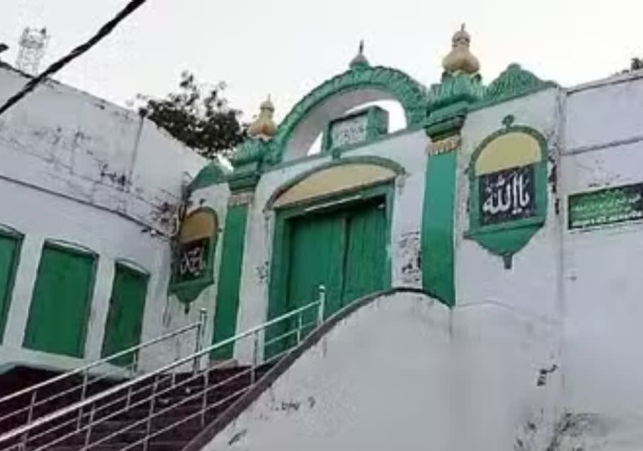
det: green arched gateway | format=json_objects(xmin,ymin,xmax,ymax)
[{"xmin": 266, "ymin": 65, "xmax": 429, "ymax": 164}]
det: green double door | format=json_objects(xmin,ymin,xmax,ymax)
[{"xmin": 268, "ymin": 197, "xmax": 387, "ymax": 356}]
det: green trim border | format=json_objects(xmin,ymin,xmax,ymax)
[{"xmin": 169, "ymin": 207, "xmax": 220, "ymax": 305}]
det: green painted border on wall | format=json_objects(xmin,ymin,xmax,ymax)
[
  {"xmin": 211, "ymin": 203, "xmax": 249, "ymax": 360},
  {"xmin": 0, "ymin": 226, "xmax": 23, "ymax": 344},
  {"xmin": 268, "ymin": 182, "xmax": 395, "ymax": 327},
  {"xmin": 421, "ymin": 151, "xmax": 457, "ymax": 307}
]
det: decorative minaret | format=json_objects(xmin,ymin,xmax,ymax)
[
  {"xmin": 248, "ymin": 96, "xmax": 277, "ymax": 140},
  {"xmin": 421, "ymin": 25, "xmax": 484, "ymax": 308},
  {"xmin": 427, "ymin": 24, "xmax": 484, "ymax": 120}
]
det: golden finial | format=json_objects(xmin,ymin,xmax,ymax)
[
  {"xmin": 248, "ymin": 95, "xmax": 277, "ymax": 139},
  {"xmin": 442, "ymin": 24, "xmax": 480, "ymax": 74}
]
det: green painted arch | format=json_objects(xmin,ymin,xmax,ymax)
[
  {"xmin": 268, "ymin": 66, "xmax": 429, "ymax": 163},
  {"xmin": 188, "ymin": 161, "xmax": 230, "ymax": 192},
  {"xmin": 265, "ymin": 156, "xmax": 406, "ymax": 210}
]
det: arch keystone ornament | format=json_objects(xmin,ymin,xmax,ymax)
[{"xmin": 465, "ymin": 116, "xmax": 549, "ymax": 268}]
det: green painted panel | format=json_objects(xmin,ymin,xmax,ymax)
[
  {"xmin": 101, "ymin": 264, "xmax": 149, "ymax": 367},
  {"xmin": 341, "ymin": 199, "xmax": 387, "ymax": 304},
  {"xmin": 24, "ymin": 245, "xmax": 95, "ymax": 358},
  {"xmin": 211, "ymin": 204, "xmax": 248, "ymax": 360},
  {"xmin": 0, "ymin": 235, "xmax": 20, "ymax": 344},
  {"xmin": 421, "ymin": 151, "xmax": 457, "ymax": 307}
]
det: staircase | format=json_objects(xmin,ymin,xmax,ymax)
[
  {"xmin": 0, "ymin": 295, "xmax": 324, "ymax": 451},
  {"xmin": 0, "ymin": 364, "xmax": 272, "ymax": 451}
]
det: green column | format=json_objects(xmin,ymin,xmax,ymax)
[
  {"xmin": 211, "ymin": 193, "xmax": 251, "ymax": 360},
  {"xmin": 421, "ymin": 137, "xmax": 459, "ymax": 307}
]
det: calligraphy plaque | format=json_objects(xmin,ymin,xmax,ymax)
[
  {"xmin": 175, "ymin": 238, "xmax": 210, "ymax": 283},
  {"xmin": 568, "ymin": 183, "xmax": 643, "ymax": 230},
  {"xmin": 170, "ymin": 208, "xmax": 218, "ymax": 305},
  {"xmin": 479, "ymin": 165, "xmax": 535, "ymax": 226}
]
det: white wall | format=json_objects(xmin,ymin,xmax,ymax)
[
  {"xmin": 456, "ymin": 88, "xmax": 564, "ymax": 324},
  {"xmin": 561, "ymin": 73, "xmax": 643, "ymax": 420},
  {"xmin": 202, "ymin": 291, "xmax": 559, "ymax": 451},
  {"xmin": 0, "ymin": 66, "xmax": 208, "ymax": 372}
]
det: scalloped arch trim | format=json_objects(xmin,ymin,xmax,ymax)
[{"xmin": 268, "ymin": 66, "xmax": 429, "ymax": 163}]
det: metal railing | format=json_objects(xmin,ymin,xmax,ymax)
[
  {"xmin": 0, "ymin": 308, "xmax": 208, "ymax": 442},
  {"xmin": 0, "ymin": 286, "xmax": 326, "ymax": 451}
]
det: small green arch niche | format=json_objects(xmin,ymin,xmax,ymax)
[
  {"xmin": 465, "ymin": 121, "xmax": 549, "ymax": 268},
  {"xmin": 169, "ymin": 207, "xmax": 219, "ymax": 306}
]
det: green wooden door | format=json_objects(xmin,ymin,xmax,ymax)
[
  {"xmin": 268, "ymin": 197, "xmax": 388, "ymax": 357},
  {"xmin": 24, "ymin": 244, "xmax": 96, "ymax": 358},
  {"xmin": 341, "ymin": 199, "xmax": 387, "ymax": 305},
  {"xmin": 0, "ymin": 234, "xmax": 21, "ymax": 343},
  {"xmin": 101, "ymin": 263, "xmax": 148, "ymax": 367},
  {"xmin": 266, "ymin": 211, "xmax": 344, "ymax": 358}
]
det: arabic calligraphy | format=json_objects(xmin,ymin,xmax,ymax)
[
  {"xmin": 569, "ymin": 183, "xmax": 643, "ymax": 229},
  {"xmin": 479, "ymin": 165, "xmax": 535, "ymax": 225},
  {"xmin": 175, "ymin": 238, "xmax": 210, "ymax": 282}
]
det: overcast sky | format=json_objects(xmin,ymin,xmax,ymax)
[{"xmin": 1, "ymin": 0, "xmax": 642, "ymax": 125}]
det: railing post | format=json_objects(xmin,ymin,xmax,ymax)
[
  {"xmin": 142, "ymin": 375, "xmax": 160, "ymax": 451},
  {"xmin": 317, "ymin": 284, "xmax": 326, "ymax": 324},
  {"xmin": 296, "ymin": 313, "xmax": 303, "ymax": 345},
  {"xmin": 130, "ymin": 350, "xmax": 139, "ymax": 378},
  {"xmin": 83, "ymin": 403, "xmax": 96, "ymax": 449},
  {"xmin": 20, "ymin": 391, "xmax": 37, "ymax": 450},
  {"xmin": 193, "ymin": 308, "xmax": 207, "ymax": 374},
  {"xmin": 251, "ymin": 331, "xmax": 259, "ymax": 385},
  {"xmin": 200, "ymin": 369, "xmax": 209, "ymax": 428},
  {"xmin": 77, "ymin": 372, "xmax": 89, "ymax": 429}
]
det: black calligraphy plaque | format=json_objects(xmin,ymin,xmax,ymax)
[
  {"xmin": 479, "ymin": 165, "xmax": 536, "ymax": 226},
  {"xmin": 174, "ymin": 238, "xmax": 210, "ymax": 283}
]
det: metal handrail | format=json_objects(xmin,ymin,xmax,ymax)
[
  {"xmin": 0, "ymin": 289, "xmax": 325, "ymax": 448},
  {"xmin": 0, "ymin": 308, "xmax": 208, "ymax": 431}
]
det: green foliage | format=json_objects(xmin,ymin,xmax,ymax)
[{"xmin": 137, "ymin": 71, "xmax": 246, "ymax": 158}]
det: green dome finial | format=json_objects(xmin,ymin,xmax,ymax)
[{"xmin": 350, "ymin": 40, "xmax": 370, "ymax": 70}]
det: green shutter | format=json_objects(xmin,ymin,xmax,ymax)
[
  {"xmin": 101, "ymin": 263, "xmax": 149, "ymax": 367},
  {"xmin": 24, "ymin": 244, "xmax": 96, "ymax": 358},
  {"xmin": 0, "ymin": 233, "xmax": 21, "ymax": 344}
]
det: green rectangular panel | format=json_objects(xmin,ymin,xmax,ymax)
[
  {"xmin": 0, "ymin": 234, "xmax": 21, "ymax": 344},
  {"xmin": 211, "ymin": 204, "xmax": 248, "ymax": 360},
  {"xmin": 101, "ymin": 264, "xmax": 148, "ymax": 367},
  {"xmin": 421, "ymin": 152, "xmax": 457, "ymax": 307},
  {"xmin": 341, "ymin": 199, "xmax": 387, "ymax": 305},
  {"xmin": 24, "ymin": 244, "xmax": 96, "ymax": 358}
]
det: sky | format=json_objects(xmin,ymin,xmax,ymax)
[{"xmin": 0, "ymin": 0, "xmax": 642, "ymax": 126}]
